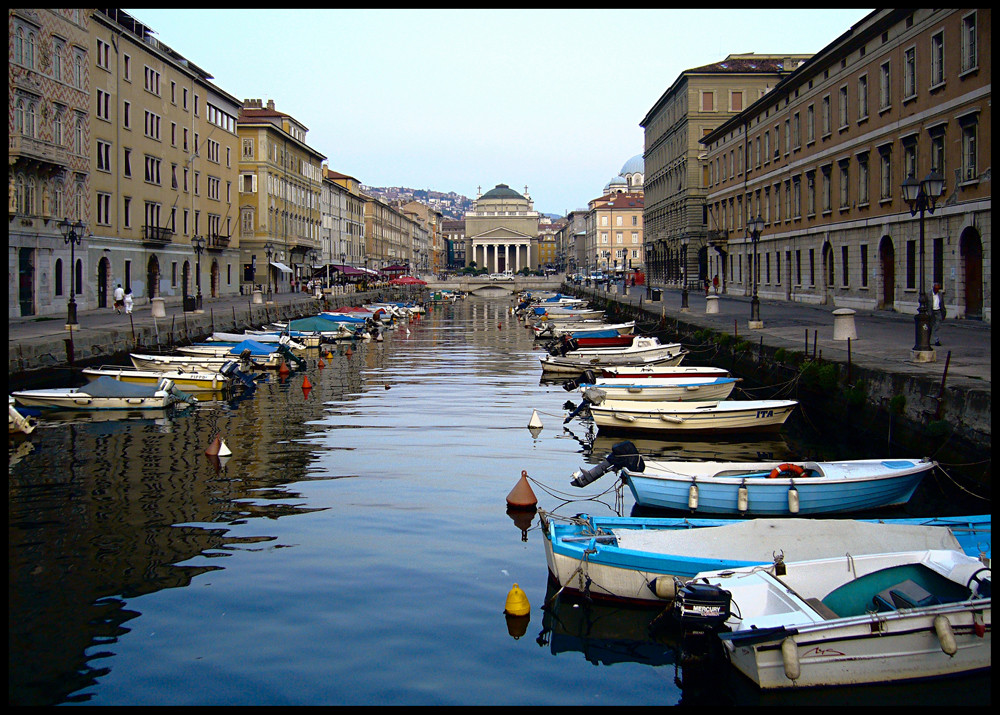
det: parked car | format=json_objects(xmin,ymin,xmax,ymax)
[{"xmin": 489, "ymin": 271, "xmax": 515, "ymax": 281}]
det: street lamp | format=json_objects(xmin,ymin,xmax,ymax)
[
  {"xmin": 901, "ymin": 170, "xmax": 944, "ymax": 353},
  {"xmin": 680, "ymin": 237, "xmax": 689, "ymax": 310},
  {"xmin": 308, "ymin": 249, "xmax": 319, "ymax": 295},
  {"xmin": 263, "ymin": 241, "xmax": 275, "ymax": 299},
  {"xmin": 58, "ymin": 218, "xmax": 86, "ymax": 327},
  {"xmin": 191, "ymin": 236, "xmax": 205, "ymax": 310},
  {"xmin": 747, "ymin": 214, "xmax": 765, "ymax": 325}
]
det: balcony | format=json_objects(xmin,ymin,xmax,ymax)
[
  {"xmin": 9, "ymin": 134, "xmax": 70, "ymax": 171},
  {"xmin": 207, "ymin": 233, "xmax": 231, "ymax": 250},
  {"xmin": 143, "ymin": 225, "xmax": 174, "ymax": 245}
]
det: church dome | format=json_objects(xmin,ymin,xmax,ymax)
[
  {"xmin": 620, "ymin": 154, "xmax": 644, "ymax": 176},
  {"xmin": 604, "ymin": 175, "xmax": 628, "ymax": 193},
  {"xmin": 480, "ymin": 183, "xmax": 525, "ymax": 200}
]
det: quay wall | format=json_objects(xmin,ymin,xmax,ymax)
[{"xmin": 572, "ymin": 287, "xmax": 990, "ymax": 466}]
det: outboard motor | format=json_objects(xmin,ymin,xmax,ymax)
[
  {"xmin": 562, "ymin": 369, "xmax": 598, "ymax": 391},
  {"xmin": 276, "ymin": 342, "xmax": 307, "ymax": 370},
  {"xmin": 673, "ymin": 580, "xmax": 733, "ymax": 633},
  {"xmin": 220, "ymin": 359, "xmax": 258, "ymax": 392},
  {"xmin": 570, "ymin": 440, "xmax": 644, "ymax": 487},
  {"xmin": 563, "ymin": 386, "xmax": 606, "ymax": 424}
]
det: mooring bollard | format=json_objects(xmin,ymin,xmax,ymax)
[{"xmin": 832, "ymin": 308, "xmax": 858, "ymax": 341}]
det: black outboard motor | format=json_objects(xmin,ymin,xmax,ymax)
[
  {"xmin": 673, "ymin": 580, "xmax": 733, "ymax": 633},
  {"xmin": 562, "ymin": 369, "xmax": 598, "ymax": 391},
  {"xmin": 276, "ymin": 341, "xmax": 307, "ymax": 370},
  {"xmin": 570, "ymin": 440, "xmax": 644, "ymax": 487},
  {"xmin": 563, "ymin": 386, "xmax": 606, "ymax": 424},
  {"xmin": 220, "ymin": 359, "xmax": 257, "ymax": 392}
]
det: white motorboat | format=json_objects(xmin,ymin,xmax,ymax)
[
  {"xmin": 676, "ymin": 549, "xmax": 991, "ymax": 689},
  {"xmin": 82, "ymin": 363, "xmax": 238, "ymax": 393},
  {"xmin": 540, "ymin": 337, "xmax": 687, "ymax": 374},
  {"xmin": 577, "ymin": 376, "xmax": 739, "ymax": 402},
  {"xmin": 130, "ymin": 352, "xmax": 281, "ymax": 371},
  {"xmin": 12, "ymin": 376, "xmax": 193, "ymax": 411},
  {"xmin": 599, "ymin": 365, "xmax": 730, "ymax": 379},
  {"xmin": 588, "ymin": 398, "xmax": 797, "ymax": 433},
  {"xmin": 532, "ymin": 321, "xmax": 636, "ymax": 339}
]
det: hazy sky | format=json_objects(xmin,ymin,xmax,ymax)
[{"xmin": 128, "ymin": 8, "xmax": 870, "ymax": 215}]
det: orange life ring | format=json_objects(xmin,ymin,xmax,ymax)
[{"xmin": 768, "ymin": 463, "xmax": 805, "ymax": 479}]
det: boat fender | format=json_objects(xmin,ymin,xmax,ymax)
[
  {"xmin": 769, "ymin": 463, "xmax": 806, "ymax": 479},
  {"xmin": 660, "ymin": 414, "xmax": 685, "ymax": 423},
  {"xmin": 934, "ymin": 615, "xmax": 958, "ymax": 656},
  {"xmin": 737, "ymin": 482, "xmax": 749, "ymax": 513},
  {"xmin": 649, "ymin": 576, "xmax": 678, "ymax": 600},
  {"xmin": 781, "ymin": 637, "xmax": 801, "ymax": 680},
  {"xmin": 688, "ymin": 482, "xmax": 699, "ymax": 510},
  {"xmin": 787, "ymin": 485, "xmax": 800, "ymax": 514}
]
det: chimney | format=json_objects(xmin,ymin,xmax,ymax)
[{"xmin": 266, "ymin": 99, "xmax": 275, "ymax": 111}]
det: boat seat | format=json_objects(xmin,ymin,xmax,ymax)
[
  {"xmin": 804, "ymin": 597, "xmax": 840, "ymax": 620},
  {"xmin": 872, "ymin": 579, "xmax": 940, "ymax": 612}
]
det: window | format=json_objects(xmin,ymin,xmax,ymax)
[
  {"xmin": 806, "ymin": 105, "xmax": 815, "ymax": 144},
  {"xmin": 144, "ymin": 156, "xmax": 161, "ymax": 185},
  {"xmin": 241, "ymin": 173, "xmax": 257, "ymax": 193},
  {"xmin": 821, "ymin": 95, "xmax": 831, "ymax": 135},
  {"xmin": 53, "ymin": 38, "xmax": 64, "ymax": 81},
  {"xmin": 879, "ymin": 62, "xmax": 891, "ymax": 110},
  {"xmin": 906, "ymin": 240, "xmax": 916, "ymax": 289},
  {"xmin": 144, "ymin": 110, "xmax": 161, "ymax": 140},
  {"xmin": 839, "ymin": 160, "xmax": 850, "ymax": 209},
  {"xmin": 123, "ymin": 147, "xmax": 131, "ymax": 177},
  {"xmin": 857, "ymin": 152, "xmax": 870, "ymax": 206},
  {"xmin": 860, "ymin": 244, "xmax": 869, "ymax": 287},
  {"xmin": 961, "ymin": 117, "xmax": 978, "ymax": 182},
  {"xmin": 930, "ymin": 31, "xmax": 945, "ymax": 87},
  {"xmin": 929, "ymin": 127, "xmax": 946, "ymax": 179},
  {"xmin": 838, "ymin": 85, "xmax": 848, "ymax": 129},
  {"xmin": 123, "ymin": 196, "xmax": 131, "ymax": 228},
  {"xmin": 122, "ymin": 54, "xmax": 130, "ymax": 81},
  {"xmin": 902, "ymin": 137, "xmax": 918, "ymax": 181},
  {"xmin": 55, "ymin": 259, "xmax": 63, "ymax": 296},
  {"xmin": 806, "ymin": 171, "xmax": 816, "ymax": 216},
  {"xmin": 701, "ymin": 91, "xmax": 714, "ymax": 112},
  {"xmin": 857, "ymin": 75, "xmax": 868, "ymax": 119},
  {"xmin": 144, "ymin": 66, "xmax": 161, "ymax": 95},
  {"xmin": 961, "ymin": 12, "xmax": 978, "ymax": 72},
  {"xmin": 841, "ymin": 245, "xmax": 849, "ymax": 287},
  {"xmin": 96, "ymin": 89, "xmax": 110, "ymax": 121},
  {"xmin": 793, "ymin": 176, "xmax": 801, "ymax": 218},
  {"xmin": 122, "ymin": 100, "xmax": 130, "ymax": 129},
  {"xmin": 879, "ymin": 146, "xmax": 892, "ymax": 200},
  {"xmin": 821, "ymin": 165, "xmax": 832, "ymax": 213},
  {"xmin": 242, "ymin": 138, "xmax": 254, "ymax": 159},
  {"xmin": 97, "ymin": 192, "xmax": 111, "ymax": 225},
  {"xmin": 730, "ymin": 91, "xmax": 743, "ymax": 112},
  {"xmin": 97, "ymin": 140, "xmax": 111, "ymax": 172},
  {"xmin": 903, "ymin": 47, "xmax": 917, "ymax": 99},
  {"xmin": 96, "ymin": 38, "xmax": 110, "ymax": 69}
]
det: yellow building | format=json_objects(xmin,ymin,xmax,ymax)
[
  {"xmin": 362, "ymin": 194, "xmax": 408, "ymax": 273},
  {"xmin": 89, "ymin": 8, "xmax": 242, "ymax": 307},
  {"xmin": 586, "ymin": 192, "xmax": 645, "ymax": 275},
  {"xmin": 237, "ymin": 98, "xmax": 325, "ymax": 294}
]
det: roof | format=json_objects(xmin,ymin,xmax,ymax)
[
  {"xmin": 620, "ymin": 154, "xmax": 644, "ymax": 175},
  {"xmin": 480, "ymin": 183, "xmax": 525, "ymax": 200}
]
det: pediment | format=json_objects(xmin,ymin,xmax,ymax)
[{"xmin": 471, "ymin": 226, "xmax": 532, "ymax": 241}]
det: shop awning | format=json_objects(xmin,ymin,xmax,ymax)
[{"xmin": 270, "ymin": 261, "xmax": 293, "ymax": 274}]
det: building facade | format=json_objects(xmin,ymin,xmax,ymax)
[
  {"xmin": 237, "ymin": 98, "xmax": 325, "ymax": 294},
  {"xmin": 441, "ymin": 219, "xmax": 466, "ymax": 271},
  {"xmin": 464, "ymin": 183, "xmax": 539, "ymax": 273},
  {"xmin": 362, "ymin": 194, "xmax": 408, "ymax": 272},
  {"xmin": 10, "ymin": 9, "xmax": 91, "ymax": 319},
  {"xmin": 641, "ymin": 53, "xmax": 809, "ymax": 291},
  {"xmin": 585, "ymin": 192, "xmax": 645, "ymax": 275},
  {"xmin": 703, "ymin": 8, "xmax": 990, "ymax": 322}
]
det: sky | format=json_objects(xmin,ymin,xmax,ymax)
[{"xmin": 128, "ymin": 8, "xmax": 871, "ymax": 216}]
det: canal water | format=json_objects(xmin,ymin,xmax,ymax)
[{"xmin": 8, "ymin": 297, "xmax": 990, "ymax": 706}]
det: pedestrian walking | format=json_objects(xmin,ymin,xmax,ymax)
[
  {"xmin": 124, "ymin": 290, "xmax": 134, "ymax": 315},
  {"xmin": 931, "ymin": 283, "xmax": 946, "ymax": 346},
  {"xmin": 113, "ymin": 284, "xmax": 125, "ymax": 314},
  {"xmin": 713, "ymin": 274, "xmax": 720, "ymax": 294}
]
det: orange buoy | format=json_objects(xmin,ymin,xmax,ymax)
[
  {"xmin": 205, "ymin": 434, "xmax": 221, "ymax": 456},
  {"xmin": 302, "ymin": 375, "xmax": 312, "ymax": 389},
  {"xmin": 318, "ymin": 358, "xmax": 325, "ymax": 369},
  {"xmin": 278, "ymin": 361, "xmax": 290, "ymax": 376},
  {"xmin": 506, "ymin": 470, "xmax": 537, "ymax": 510}
]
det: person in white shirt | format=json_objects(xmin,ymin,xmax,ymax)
[
  {"xmin": 931, "ymin": 283, "xmax": 946, "ymax": 346},
  {"xmin": 113, "ymin": 284, "xmax": 125, "ymax": 314},
  {"xmin": 124, "ymin": 289, "xmax": 134, "ymax": 315}
]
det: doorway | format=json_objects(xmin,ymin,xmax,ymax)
[
  {"xmin": 878, "ymin": 236, "xmax": 895, "ymax": 310},
  {"xmin": 960, "ymin": 227, "xmax": 983, "ymax": 319},
  {"xmin": 98, "ymin": 256, "xmax": 110, "ymax": 308},
  {"xmin": 18, "ymin": 247, "xmax": 34, "ymax": 317}
]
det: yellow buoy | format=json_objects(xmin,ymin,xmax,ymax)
[{"xmin": 504, "ymin": 583, "xmax": 530, "ymax": 616}]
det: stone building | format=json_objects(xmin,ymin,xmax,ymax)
[
  {"xmin": 640, "ymin": 53, "xmax": 809, "ymax": 291},
  {"xmin": 703, "ymin": 8, "xmax": 990, "ymax": 324},
  {"xmin": 464, "ymin": 183, "xmax": 539, "ymax": 273}
]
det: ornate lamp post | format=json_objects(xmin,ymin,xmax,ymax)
[
  {"xmin": 901, "ymin": 170, "xmax": 944, "ymax": 354},
  {"xmin": 191, "ymin": 236, "xmax": 205, "ymax": 310},
  {"xmin": 747, "ymin": 214, "xmax": 765, "ymax": 326},
  {"xmin": 58, "ymin": 218, "xmax": 86, "ymax": 327},
  {"xmin": 263, "ymin": 242, "xmax": 275, "ymax": 300}
]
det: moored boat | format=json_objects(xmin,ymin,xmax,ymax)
[
  {"xmin": 9, "ymin": 396, "xmax": 38, "ymax": 435},
  {"xmin": 574, "ymin": 376, "xmax": 739, "ymax": 402},
  {"xmin": 588, "ymin": 398, "xmax": 796, "ymax": 434},
  {"xmin": 82, "ymin": 363, "xmax": 243, "ymax": 393},
  {"xmin": 540, "ymin": 337, "xmax": 687, "ymax": 375},
  {"xmin": 12, "ymin": 376, "xmax": 193, "ymax": 411},
  {"xmin": 540, "ymin": 511, "xmax": 991, "ymax": 606},
  {"xmin": 678, "ymin": 549, "xmax": 991, "ymax": 689}
]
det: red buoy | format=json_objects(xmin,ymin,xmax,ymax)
[
  {"xmin": 506, "ymin": 470, "xmax": 537, "ymax": 510},
  {"xmin": 205, "ymin": 434, "xmax": 221, "ymax": 456}
]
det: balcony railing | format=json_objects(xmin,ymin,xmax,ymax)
[
  {"xmin": 207, "ymin": 233, "xmax": 231, "ymax": 250},
  {"xmin": 143, "ymin": 225, "xmax": 174, "ymax": 244},
  {"xmin": 9, "ymin": 134, "xmax": 70, "ymax": 169}
]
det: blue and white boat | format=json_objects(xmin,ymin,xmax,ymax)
[
  {"xmin": 619, "ymin": 457, "xmax": 935, "ymax": 515},
  {"xmin": 540, "ymin": 511, "xmax": 991, "ymax": 606}
]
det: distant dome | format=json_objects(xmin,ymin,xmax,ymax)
[
  {"xmin": 480, "ymin": 183, "xmax": 525, "ymax": 200},
  {"xmin": 620, "ymin": 154, "xmax": 644, "ymax": 176},
  {"xmin": 604, "ymin": 175, "xmax": 628, "ymax": 193}
]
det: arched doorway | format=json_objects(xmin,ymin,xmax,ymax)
[
  {"xmin": 959, "ymin": 227, "xmax": 983, "ymax": 319},
  {"xmin": 878, "ymin": 236, "xmax": 895, "ymax": 310},
  {"xmin": 98, "ymin": 256, "xmax": 110, "ymax": 308},
  {"xmin": 18, "ymin": 247, "xmax": 34, "ymax": 317},
  {"xmin": 147, "ymin": 255, "xmax": 160, "ymax": 298},
  {"xmin": 210, "ymin": 259, "xmax": 220, "ymax": 298},
  {"xmin": 821, "ymin": 242, "xmax": 834, "ymax": 305}
]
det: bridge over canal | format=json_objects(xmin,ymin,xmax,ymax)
[{"xmin": 423, "ymin": 276, "xmax": 563, "ymax": 296}]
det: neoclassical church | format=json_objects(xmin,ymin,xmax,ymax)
[{"xmin": 464, "ymin": 183, "xmax": 540, "ymax": 273}]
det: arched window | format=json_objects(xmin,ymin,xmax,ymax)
[
  {"xmin": 14, "ymin": 28, "xmax": 23, "ymax": 65},
  {"xmin": 75, "ymin": 258, "xmax": 83, "ymax": 296},
  {"xmin": 75, "ymin": 117, "xmax": 83, "ymax": 155},
  {"xmin": 25, "ymin": 102, "xmax": 36, "ymax": 138},
  {"xmin": 55, "ymin": 258, "xmax": 64, "ymax": 296},
  {"xmin": 15, "ymin": 99, "xmax": 24, "ymax": 135},
  {"xmin": 53, "ymin": 111, "xmax": 63, "ymax": 146}
]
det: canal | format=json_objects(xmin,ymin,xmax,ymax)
[{"xmin": 8, "ymin": 297, "xmax": 990, "ymax": 706}]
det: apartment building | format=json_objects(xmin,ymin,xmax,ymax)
[
  {"xmin": 325, "ymin": 169, "xmax": 366, "ymax": 268},
  {"xmin": 90, "ymin": 9, "xmax": 243, "ymax": 308},
  {"xmin": 363, "ymin": 194, "xmax": 408, "ymax": 272},
  {"xmin": 640, "ymin": 53, "xmax": 809, "ymax": 291},
  {"xmin": 556, "ymin": 209, "xmax": 589, "ymax": 275},
  {"xmin": 585, "ymin": 192, "xmax": 644, "ymax": 275},
  {"xmin": 237, "ymin": 98, "xmax": 325, "ymax": 294},
  {"xmin": 401, "ymin": 200, "xmax": 443, "ymax": 274},
  {"xmin": 441, "ymin": 219, "xmax": 465, "ymax": 271},
  {"xmin": 10, "ymin": 9, "xmax": 91, "ymax": 319},
  {"xmin": 703, "ymin": 9, "xmax": 990, "ymax": 321}
]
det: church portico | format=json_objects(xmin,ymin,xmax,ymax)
[{"xmin": 464, "ymin": 183, "xmax": 540, "ymax": 273}]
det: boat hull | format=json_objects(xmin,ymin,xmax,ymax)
[
  {"xmin": 591, "ymin": 399, "xmax": 796, "ymax": 434},
  {"xmin": 587, "ymin": 378, "xmax": 737, "ymax": 402},
  {"xmin": 12, "ymin": 389, "xmax": 173, "ymax": 410},
  {"xmin": 623, "ymin": 458, "xmax": 932, "ymax": 515}
]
